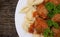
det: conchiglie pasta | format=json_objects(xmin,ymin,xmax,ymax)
[
  {"xmin": 20, "ymin": 6, "xmax": 32, "ymax": 13},
  {"xmin": 20, "ymin": 0, "xmax": 44, "ymax": 13},
  {"xmin": 23, "ymin": 17, "xmax": 35, "ymax": 32},
  {"xmin": 26, "ymin": 7, "xmax": 36, "ymax": 20},
  {"xmin": 33, "ymin": 34, "xmax": 41, "ymax": 37},
  {"xmin": 23, "ymin": 21, "xmax": 30, "ymax": 32},
  {"xmin": 27, "ymin": 0, "xmax": 44, "ymax": 5},
  {"xmin": 33, "ymin": 34, "xmax": 44, "ymax": 37},
  {"xmin": 32, "ymin": 0, "xmax": 44, "ymax": 5},
  {"xmin": 27, "ymin": 0, "xmax": 34, "ymax": 5},
  {"xmin": 25, "ymin": 18, "xmax": 35, "ymax": 24}
]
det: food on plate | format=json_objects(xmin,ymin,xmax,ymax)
[
  {"xmin": 52, "ymin": 27, "xmax": 60, "ymax": 37},
  {"xmin": 27, "ymin": 0, "xmax": 44, "ymax": 5},
  {"xmin": 52, "ymin": 14, "xmax": 60, "ymax": 22},
  {"xmin": 20, "ymin": 6, "xmax": 34, "ymax": 13},
  {"xmin": 33, "ymin": 34, "xmax": 44, "ymax": 37},
  {"xmin": 21, "ymin": 0, "xmax": 60, "ymax": 37},
  {"xmin": 26, "ymin": 7, "xmax": 36, "ymax": 20},
  {"xmin": 36, "ymin": 4, "xmax": 48, "ymax": 19},
  {"xmin": 49, "ymin": 0, "xmax": 59, "ymax": 5},
  {"xmin": 20, "ymin": 0, "xmax": 44, "ymax": 13}
]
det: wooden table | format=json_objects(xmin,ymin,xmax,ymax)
[{"xmin": 0, "ymin": 0, "xmax": 18, "ymax": 37}]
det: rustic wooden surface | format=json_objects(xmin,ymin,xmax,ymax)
[{"xmin": 0, "ymin": 0, "xmax": 18, "ymax": 37}]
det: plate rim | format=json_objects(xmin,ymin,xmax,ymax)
[{"xmin": 15, "ymin": 0, "xmax": 33, "ymax": 37}]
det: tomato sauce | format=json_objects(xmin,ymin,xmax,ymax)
[{"xmin": 28, "ymin": 0, "xmax": 60, "ymax": 37}]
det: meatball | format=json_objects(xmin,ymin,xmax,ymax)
[
  {"xmin": 34, "ymin": 17, "xmax": 48, "ymax": 34},
  {"xmin": 52, "ymin": 14, "xmax": 60, "ymax": 22},
  {"xmin": 57, "ymin": 0, "xmax": 60, "ymax": 4},
  {"xmin": 44, "ymin": 0, "xmax": 49, "ymax": 3},
  {"xmin": 36, "ymin": 4, "xmax": 48, "ymax": 19},
  {"xmin": 52, "ymin": 27, "xmax": 60, "ymax": 37},
  {"xmin": 49, "ymin": 0, "xmax": 59, "ymax": 5}
]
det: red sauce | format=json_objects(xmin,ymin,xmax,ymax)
[
  {"xmin": 28, "ymin": 24, "xmax": 34, "ymax": 33},
  {"xmin": 29, "ymin": 17, "xmax": 48, "ymax": 34},
  {"xmin": 34, "ymin": 17, "xmax": 48, "ymax": 34},
  {"xmin": 28, "ymin": 0, "xmax": 60, "ymax": 37},
  {"xmin": 33, "ymin": 11, "xmax": 38, "ymax": 17},
  {"xmin": 52, "ymin": 14, "xmax": 60, "ymax": 22}
]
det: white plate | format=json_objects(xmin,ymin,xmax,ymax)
[{"xmin": 15, "ymin": 0, "xmax": 33, "ymax": 37}]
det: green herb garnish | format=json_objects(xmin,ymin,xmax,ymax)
[
  {"xmin": 43, "ymin": 28, "xmax": 54, "ymax": 37},
  {"xmin": 55, "ymin": 4, "xmax": 60, "ymax": 13},
  {"xmin": 45, "ymin": 2, "xmax": 56, "ymax": 18},
  {"xmin": 47, "ymin": 20, "xmax": 53, "ymax": 27},
  {"xmin": 45, "ymin": 2, "xmax": 60, "ymax": 18},
  {"xmin": 47, "ymin": 20, "xmax": 59, "ymax": 28},
  {"xmin": 45, "ymin": 2, "xmax": 55, "ymax": 11},
  {"xmin": 44, "ymin": 28, "xmax": 50, "ymax": 37},
  {"xmin": 42, "ymin": 2, "xmax": 60, "ymax": 37}
]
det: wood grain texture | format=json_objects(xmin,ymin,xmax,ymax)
[{"xmin": 0, "ymin": 0, "xmax": 18, "ymax": 37}]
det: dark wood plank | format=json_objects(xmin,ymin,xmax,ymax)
[{"xmin": 0, "ymin": 0, "xmax": 18, "ymax": 37}]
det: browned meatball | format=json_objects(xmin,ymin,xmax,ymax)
[
  {"xmin": 36, "ymin": 4, "xmax": 48, "ymax": 19},
  {"xmin": 44, "ymin": 0, "xmax": 49, "ymax": 3},
  {"xmin": 58, "ymin": 0, "xmax": 60, "ymax": 4},
  {"xmin": 52, "ymin": 14, "xmax": 60, "ymax": 22},
  {"xmin": 52, "ymin": 27, "xmax": 60, "ymax": 37},
  {"xmin": 49, "ymin": 0, "xmax": 59, "ymax": 5},
  {"xmin": 34, "ymin": 17, "xmax": 48, "ymax": 34}
]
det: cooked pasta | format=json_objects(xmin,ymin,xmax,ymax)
[
  {"xmin": 26, "ymin": 7, "xmax": 36, "ymax": 20},
  {"xmin": 32, "ymin": 0, "xmax": 44, "ymax": 5},
  {"xmin": 20, "ymin": 6, "xmax": 32, "ymax": 13},
  {"xmin": 33, "ymin": 34, "xmax": 44, "ymax": 37},
  {"xmin": 22, "ymin": 17, "xmax": 35, "ymax": 32},
  {"xmin": 20, "ymin": 0, "xmax": 44, "ymax": 13},
  {"xmin": 27, "ymin": 0, "xmax": 44, "ymax": 5}
]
